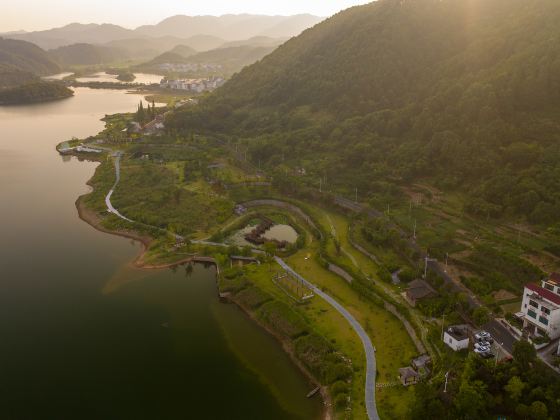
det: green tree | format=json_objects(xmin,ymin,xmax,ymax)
[
  {"xmin": 472, "ymin": 306, "xmax": 490, "ymax": 326},
  {"xmin": 454, "ymin": 380, "xmax": 488, "ymax": 420},
  {"xmin": 505, "ymin": 376, "xmax": 525, "ymax": 403},
  {"xmin": 512, "ymin": 340, "xmax": 536, "ymax": 370},
  {"xmin": 529, "ymin": 401, "xmax": 548, "ymax": 419}
]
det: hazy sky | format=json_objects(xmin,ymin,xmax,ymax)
[{"xmin": 2, "ymin": 1, "xmax": 371, "ymax": 32}]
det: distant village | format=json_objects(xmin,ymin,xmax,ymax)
[
  {"xmin": 157, "ymin": 63, "xmax": 222, "ymax": 73},
  {"xmin": 159, "ymin": 76, "xmax": 225, "ymax": 93}
]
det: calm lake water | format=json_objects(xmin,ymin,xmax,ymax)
[
  {"xmin": 75, "ymin": 72, "xmax": 163, "ymax": 85},
  {"xmin": 0, "ymin": 88, "xmax": 321, "ymax": 419}
]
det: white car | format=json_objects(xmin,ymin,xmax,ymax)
[
  {"xmin": 474, "ymin": 341, "xmax": 491, "ymax": 349},
  {"xmin": 474, "ymin": 346, "xmax": 491, "ymax": 354},
  {"xmin": 475, "ymin": 331, "xmax": 494, "ymax": 343}
]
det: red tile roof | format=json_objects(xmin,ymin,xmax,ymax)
[{"xmin": 526, "ymin": 283, "xmax": 560, "ymax": 306}]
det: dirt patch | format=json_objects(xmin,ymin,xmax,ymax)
[
  {"xmin": 493, "ymin": 289, "xmax": 517, "ymax": 301},
  {"xmin": 522, "ymin": 252, "xmax": 560, "ymax": 274},
  {"xmin": 450, "ymin": 249, "xmax": 473, "ymax": 260}
]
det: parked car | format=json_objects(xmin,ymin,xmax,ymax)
[
  {"xmin": 474, "ymin": 341, "xmax": 491, "ymax": 349},
  {"xmin": 475, "ymin": 331, "xmax": 494, "ymax": 343},
  {"xmin": 474, "ymin": 346, "xmax": 491, "ymax": 354}
]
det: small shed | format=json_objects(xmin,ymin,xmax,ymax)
[
  {"xmin": 444, "ymin": 325, "xmax": 470, "ymax": 351},
  {"xmin": 412, "ymin": 354, "xmax": 432, "ymax": 376},
  {"xmin": 405, "ymin": 279, "xmax": 438, "ymax": 307},
  {"xmin": 399, "ymin": 367, "xmax": 419, "ymax": 386}
]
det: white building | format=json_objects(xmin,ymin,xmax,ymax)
[
  {"xmin": 444, "ymin": 325, "xmax": 470, "ymax": 351},
  {"xmin": 521, "ymin": 275, "xmax": 560, "ymax": 340},
  {"xmin": 160, "ymin": 77, "xmax": 225, "ymax": 93}
]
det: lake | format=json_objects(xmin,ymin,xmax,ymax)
[
  {"xmin": 75, "ymin": 72, "xmax": 163, "ymax": 85},
  {"xmin": 0, "ymin": 88, "xmax": 322, "ymax": 419}
]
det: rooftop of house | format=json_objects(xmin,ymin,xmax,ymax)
[
  {"xmin": 412, "ymin": 354, "xmax": 431, "ymax": 368},
  {"xmin": 526, "ymin": 283, "xmax": 560, "ymax": 306},
  {"xmin": 399, "ymin": 367, "xmax": 419, "ymax": 380},
  {"xmin": 445, "ymin": 325, "xmax": 469, "ymax": 341},
  {"xmin": 406, "ymin": 279, "xmax": 438, "ymax": 300}
]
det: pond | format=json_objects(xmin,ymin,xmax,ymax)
[
  {"xmin": 229, "ymin": 223, "xmax": 299, "ymax": 247},
  {"xmin": 263, "ymin": 224, "xmax": 299, "ymax": 244}
]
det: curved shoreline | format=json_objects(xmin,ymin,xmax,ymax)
[{"xmin": 75, "ymin": 180, "xmax": 333, "ymax": 420}]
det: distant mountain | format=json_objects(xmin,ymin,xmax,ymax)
[
  {"xmin": 4, "ymin": 15, "xmax": 322, "ymax": 51},
  {"xmin": 104, "ymin": 36, "xmax": 194, "ymax": 60},
  {"xmin": 257, "ymin": 14, "xmax": 323, "ymax": 38},
  {"xmin": 7, "ymin": 23, "xmax": 134, "ymax": 50},
  {"xmin": 184, "ymin": 45, "xmax": 276, "ymax": 73},
  {"xmin": 168, "ymin": 45, "xmax": 197, "ymax": 58},
  {"xmin": 140, "ymin": 52, "xmax": 190, "ymax": 68},
  {"xmin": 180, "ymin": 35, "xmax": 226, "ymax": 52},
  {"xmin": 220, "ymin": 36, "xmax": 287, "ymax": 49},
  {"xmin": 137, "ymin": 44, "xmax": 276, "ymax": 76},
  {"xmin": 0, "ymin": 38, "xmax": 60, "ymax": 75},
  {"xmin": 49, "ymin": 43, "xmax": 127, "ymax": 66},
  {"xmin": 135, "ymin": 14, "xmax": 323, "ymax": 40}
]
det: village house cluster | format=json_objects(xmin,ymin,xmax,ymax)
[
  {"xmin": 157, "ymin": 63, "xmax": 222, "ymax": 73},
  {"xmin": 160, "ymin": 76, "xmax": 225, "ymax": 93}
]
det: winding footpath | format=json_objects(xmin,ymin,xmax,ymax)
[
  {"xmin": 105, "ymin": 152, "xmax": 133, "ymax": 222},
  {"xmin": 275, "ymin": 256, "xmax": 379, "ymax": 420}
]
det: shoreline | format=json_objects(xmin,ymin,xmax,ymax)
[
  {"xmin": 75, "ymin": 170, "xmax": 333, "ymax": 420},
  {"xmin": 225, "ymin": 292, "xmax": 333, "ymax": 420}
]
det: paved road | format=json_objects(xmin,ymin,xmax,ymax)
[
  {"xmin": 484, "ymin": 319, "xmax": 518, "ymax": 354},
  {"xmin": 275, "ymin": 256, "xmax": 379, "ymax": 420}
]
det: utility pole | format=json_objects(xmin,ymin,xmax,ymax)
[
  {"xmin": 444, "ymin": 371, "xmax": 450, "ymax": 393},
  {"xmin": 423, "ymin": 254, "xmax": 429, "ymax": 279},
  {"xmin": 413, "ymin": 220, "xmax": 417, "ymax": 240}
]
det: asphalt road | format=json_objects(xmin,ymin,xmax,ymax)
[
  {"xmin": 484, "ymin": 319, "xmax": 518, "ymax": 354},
  {"xmin": 275, "ymin": 256, "xmax": 379, "ymax": 420}
]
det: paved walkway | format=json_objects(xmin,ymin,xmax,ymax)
[
  {"xmin": 275, "ymin": 256, "xmax": 379, "ymax": 420},
  {"xmin": 105, "ymin": 153, "xmax": 134, "ymax": 222}
]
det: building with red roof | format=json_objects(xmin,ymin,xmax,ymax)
[{"xmin": 521, "ymin": 274, "xmax": 560, "ymax": 339}]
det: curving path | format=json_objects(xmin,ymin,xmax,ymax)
[
  {"xmin": 105, "ymin": 152, "xmax": 133, "ymax": 222},
  {"xmin": 275, "ymin": 256, "xmax": 379, "ymax": 420}
]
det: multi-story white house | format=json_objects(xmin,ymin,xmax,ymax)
[{"xmin": 521, "ymin": 274, "xmax": 560, "ymax": 340}]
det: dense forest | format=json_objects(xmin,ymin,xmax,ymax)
[
  {"xmin": 168, "ymin": 0, "xmax": 560, "ymax": 226},
  {"xmin": 0, "ymin": 81, "xmax": 73, "ymax": 104},
  {"xmin": 0, "ymin": 64, "xmax": 37, "ymax": 89}
]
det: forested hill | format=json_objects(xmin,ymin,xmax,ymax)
[
  {"xmin": 0, "ymin": 38, "xmax": 60, "ymax": 75},
  {"xmin": 168, "ymin": 0, "xmax": 560, "ymax": 225}
]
